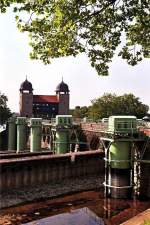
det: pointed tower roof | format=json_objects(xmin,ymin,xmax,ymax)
[
  {"xmin": 56, "ymin": 79, "xmax": 69, "ymax": 93},
  {"xmin": 20, "ymin": 77, "xmax": 33, "ymax": 93}
]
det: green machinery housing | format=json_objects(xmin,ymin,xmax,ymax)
[
  {"xmin": 16, "ymin": 117, "xmax": 27, "ymax": 152},
  {"xmin": 8, "ymin": 117, "xmax": 43, "ymax": 152},
  {"xmin": 108, "ymin": 116, "xmax": 137, "ymax": 169},
  {"xmin": 8, "ymin": 117, "xmax": 28, "ymax": 152},
  {"xmin": 8, "ymin": 117, "xmax": 16, "ymax": 150},
  {"xmin": 30, "ymin": 118, "xmax": 42, "ymax": 152},
  {"xmin": 54, "ymin": 115, "xmax": 73, "ymax": 154},
  {"xmin": 102, "ymin": 115, "xmax": 140, "ymax": 198},
  {"xmin": 7, "ymin": 115, "xmax": 75, "ymax": 153},
  {"xmin": 108, "ymin": 116, "xmax": 137, "ymax": 134}
]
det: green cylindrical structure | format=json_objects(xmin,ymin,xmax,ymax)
[
  {"xmin": 16, "ymin": 117, "xmax": 27, "ymax": 152},
  {"xmin": 110, "ymin": 169, "xmax": 132, "ymax": 199},
  {"xmin": 8, "ymin": 117, "xmax": 16, "ymax": 150},
  {"xmin": 30, "ymin": 118, "xmax": 42, "ymax": 152},
  {"xmin": 55, "ymin": 130, "xmax": 69, "ymax": 154},
  {"xmin": 105, "ymin": 116, "xmax": 137, "ymax": 199},
  {"xmin": 108, "ymin": 141, "xmax": 132, "ymax": 199},
  {"xmin": 54, "ymin": 115, "xmax": 72, "ymax": 154},
  {"xmin": 109, "ymin": 142, "xmax": 131, "ymax": 169}
]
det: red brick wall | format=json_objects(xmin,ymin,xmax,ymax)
[
  {"xmin": 19, "ymin": 93, "xmax": 33, "ymax": 117},
  {"xmin": 57, "ymin": 94, "xmax": 69, "ymax": 115}
]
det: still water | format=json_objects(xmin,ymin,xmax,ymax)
[
  {"xmin": 0, "ymin": 190, "xmax": 150, "ymax": 225},
  {"xmin": 24, "ymin": 207, "xmax": 104, "ymax": 225}
]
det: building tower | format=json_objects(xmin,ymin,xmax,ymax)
[
  {"xmin": 56, "ymin": 79, "xmax": 70, "ymax": 115},
  {"xmin": 19, "ymin": 78, "xmax": 33, "ymax": 117}
]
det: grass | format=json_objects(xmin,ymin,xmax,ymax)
[{"xmin": 142, "ymin": 220, "xmax": 150, "ymax": 225}]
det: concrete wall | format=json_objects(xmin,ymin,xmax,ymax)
[{"xmin": 0, "ymin": 150, "xmax": 104, "ymax": 192}]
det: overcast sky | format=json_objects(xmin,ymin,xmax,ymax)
[{"xmin": 0, "ymin": 8, "xmax": 150, "ymax": 113}]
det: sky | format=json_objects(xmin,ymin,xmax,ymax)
[{"xmin": 0, "ymin": 8, "xmax": 150, "ymax": 113}]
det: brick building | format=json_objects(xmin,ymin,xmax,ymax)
[{"xmin": 19, "ymin": 78, "xmax": 70, "ymax": 119}]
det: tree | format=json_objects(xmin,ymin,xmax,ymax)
[
  {"xmin": 0, "ymin": 92, "xmax": 11, "ymax": 125},
  {"xmin": 89, "ymin": 93, "xmax": 149, "ymax": 119},
  {"xmin": 70, "ymin": 106, "xmax": 89, "ymax": 118},
  {"xmin": 0, "ymin": 0, "xmax": 149, "ymax": 75}
]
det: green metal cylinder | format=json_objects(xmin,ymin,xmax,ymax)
[
  {"xmin": 55, "ymin": 130, "xmax": 69, "ymax": 154},
  {"xmin": 16, "ymin": 117, "xmax": 27, "ymax": 152},
  {"xmin": 109, "ymin": 142, "xmax": 131, "ymax": 169},
  {"xmin": 8, "ymin": 117, "xmax": 16, "ymax": 150},
  {"xmin": 30, "ymin": 118, "xmax": 42, "ymax": 152}
]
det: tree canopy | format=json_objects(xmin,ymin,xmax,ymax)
[
  {"xmin": 0, "ymin": 0, "xmax": 149, "ymax": 75},
  {"xmin": 71, "ymin": 93, "xmax": 149, "ymax": 120},
  {"xmin": 70, "ymin": 106, "xmax": 89, "ymax": 118},
  {"xmin": 0, "ymin": 92, "xmax": 11, "ymax": 125}
]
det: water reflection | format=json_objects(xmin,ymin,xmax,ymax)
[
  {"xmin": 0, "ymin": 190, "xmax": 150, "ymax": 225},
  {"xmin": 103, "ymin": 198, "xmax": 130, "ymax": 219},
  {"xmin": 24, "ymin": 207, "xmax": 104, "ymax": 225}
]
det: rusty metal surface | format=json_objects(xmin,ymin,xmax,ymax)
[
  {"xmin": 0, "ymin": 150, "xmax": 53, "ymax": 159},
  {"xmin": 0, "ymin": 150, "xmax": 103, "ymax": 165},
  {"xmin": 0, "ymin": 150, "xmax": 104, "ymax": 193}
]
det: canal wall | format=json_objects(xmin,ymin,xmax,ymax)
[
  {"xmin": 0, "ymin": 150, "xmax": 104, "ymax": 192},
  {"xmin": 139, "ymin": 139, "xmax": 150, "ymax": 198}
]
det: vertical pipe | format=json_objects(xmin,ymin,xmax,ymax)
[
  {"xmin": 110, "ymin": 168, "xmax": 131, "ymax": 198},
  {"xmin": 105, "ymin": 148, "xmax": 109, "ymax": 197},
  {"xmin": 109, "ymin": 141, "xmax": 132, "ymax": 198},
  {"xmin": 55, "ymin": 130, "xmax": 69, "ymax": 154},
  {"xmin": 16, "ymin": 117, "xmax": 27, "ymax": 152},
  {"xmin": 30, "ymin": 118, "xmax": 42, "ymax": 152},
  {"xmin": 8, "ymin": 117, "xmax": 16, "ymax": 150},
  {"xmin": 55, "ymin": 115, "xmax": 72, "ymax": 154}
]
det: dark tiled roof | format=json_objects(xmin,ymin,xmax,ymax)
[
  {"xmin": 20, "ymin": 79, "xmax": 33, "ymax": 92},
  {"xmin": 33, "ymin": 95, "xmax": 59, "ymax": 103},
  {"xmin": 56, "ymin": 81, "xmax": 69, "ymax": 93}
]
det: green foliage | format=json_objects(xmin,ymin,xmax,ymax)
[
  {"xmin": 0, "ymin": 92, "xmax": 11, "ymax": 125},
  {"xmin": 0, "ymin": 0, "xmax": 150, "ymax": 75},
  {"xmin": 141, "ymin": 220, "xmax": 150, "ymax": 225},
  {"xmin": 70, "ymin": 106, "xmax": 89, "ymax": 118},
  {"xmin": 71, "ymin": 93, "xmax": 149, "ymax": 120},
  {"xmin": 89, "ymin": 93, "xmax": 149, "ymax": 119}
]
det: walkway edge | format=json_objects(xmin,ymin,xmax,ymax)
[{"xmin": 120, "ymin": 208, "xmax": 150, "ymax": 225}]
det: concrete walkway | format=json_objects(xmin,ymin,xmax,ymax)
[{"xmin": 120, "ymin": 208, "xmax": 150, "ymax": 225}]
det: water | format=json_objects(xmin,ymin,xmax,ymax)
[
  {"xmin": 0, "ymin": 190, "xmax": 150, "ymax": 225},
  {"xmin": 24, "ymin": 207, "xmax": 104, "ymax": 225}
]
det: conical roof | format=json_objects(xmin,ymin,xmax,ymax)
[
  {"xmin": 20, "ymin": 78, "xmax": 33, "ymax": 93},
  {"xmin": 56, "ymin": 79, "xmax": 69, "ymax": 93}
]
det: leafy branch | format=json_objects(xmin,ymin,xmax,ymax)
[{"xmin": 0, "ymin": 0, "xmax": 150, "ymax": 75}]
